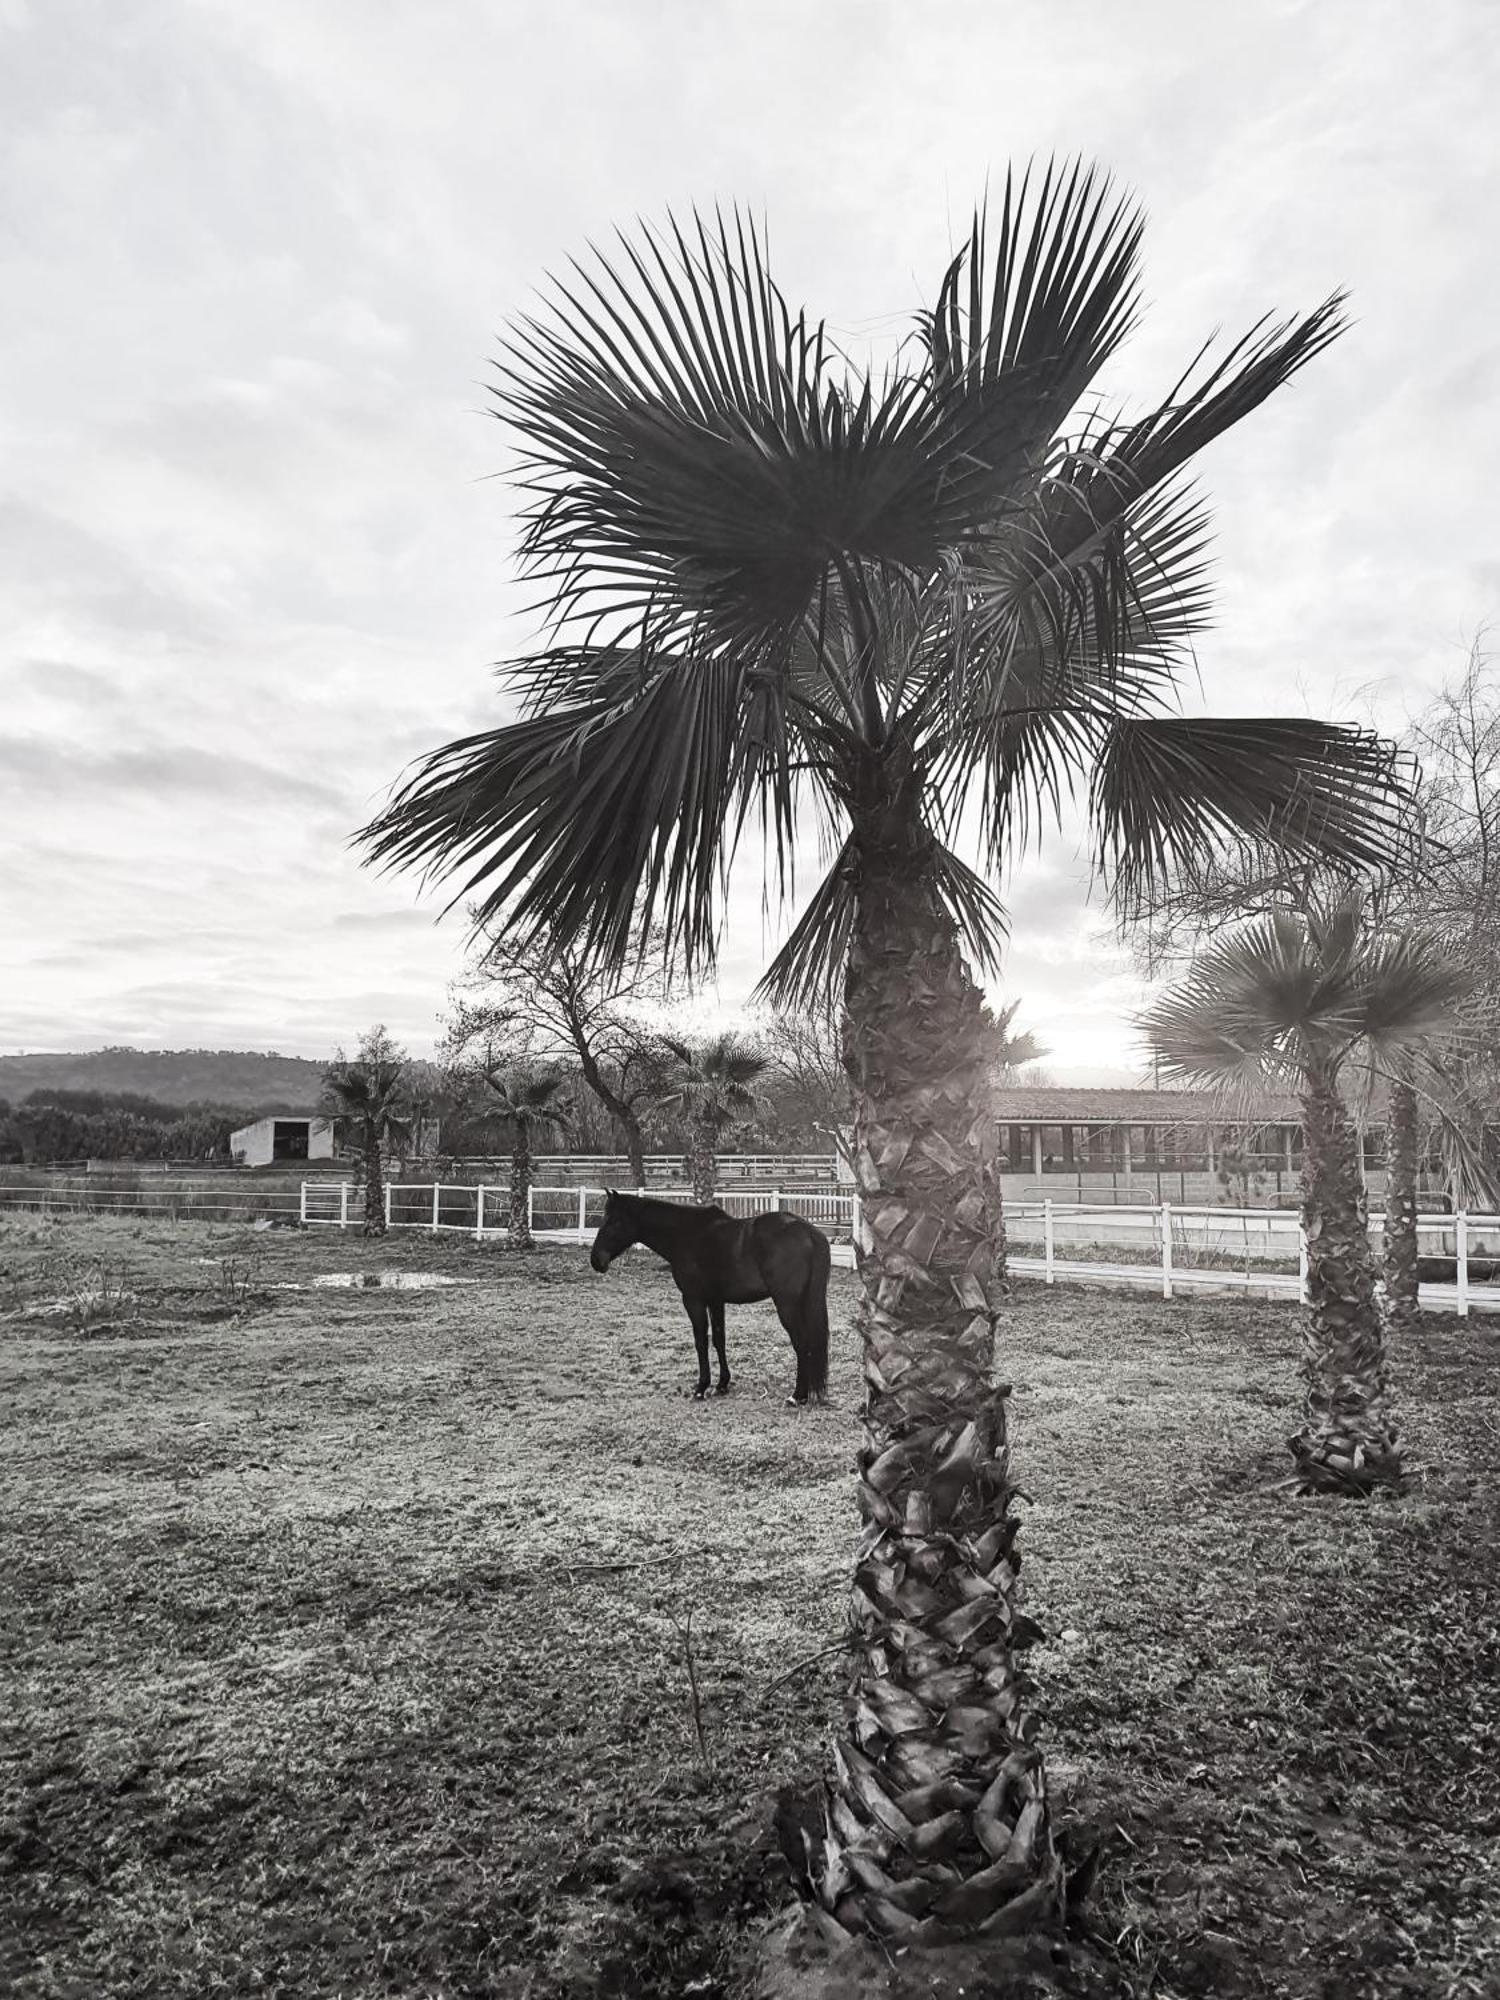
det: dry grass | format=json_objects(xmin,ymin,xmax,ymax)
[{"xmin": 1, "ymin": 1214, "xmax": 1497, "ymax": 1999}]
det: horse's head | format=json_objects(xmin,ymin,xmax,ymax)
[{"xmin": 589, "ymin": 1189, "xmax": 638, "ymax": 1273}]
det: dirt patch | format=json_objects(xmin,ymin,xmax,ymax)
[{"xmin": 1, "ymin": 1218, "xmax": 1497, "ymax": 1997}]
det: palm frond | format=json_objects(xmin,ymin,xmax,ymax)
[
  {"xmin": 1106, "ymin": 292, "xmax": 1349, "ymax": 496},
  {"xmin": 1140, "ymin": 917, "xmax": 1323, "ymax": 1088},
  {"xmin": 494, "ymin": 208, "xmax": 961, "ymax": 661},
  {"xmin": 1349, "ymin": 929, "xmax": 1471, "ymax": 1057},
  {"xmin": 923, "ymin": 477, "xmax": 1215, "ymax": 858},
  {"xmin": 357, "ymin": 651, "xmax": 797, "ymax": 975},
  {"xmin": 927, "ymin": 160, "xmax": 1143, "ymax": 428},
  {"xmin": 1094, "ymin": 717, "xmax": 1412, "ymax": 913}
]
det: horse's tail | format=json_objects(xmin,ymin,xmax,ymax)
[{"xmin": 801, "ymin": 1234, "xmax": 831, "ymax": 1397}]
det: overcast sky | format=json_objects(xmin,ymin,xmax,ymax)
[{"xmin": 3, "ymin": 0, "xmax": 1497, "ymax": 1080}]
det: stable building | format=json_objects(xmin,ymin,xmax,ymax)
[
  {"xmin": 994, "ymin": 1086, "xmax": 1306, "ymax": 1181},
  {"xmin": 230, "ymin": 1116, "xmax": 337, "ymax": 1168}
]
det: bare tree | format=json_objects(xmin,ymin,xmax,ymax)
[
  {"xmin": 1395, "ymin": 631, "xmax": 1500, "ymax": 1211},
  {"xmin": 443, "ymin": 914, "xmax": 676, "ymax": 1185},
  {"xmin": 758, "ymin": 1006, "xmax": 853, "ymax": 1167}
]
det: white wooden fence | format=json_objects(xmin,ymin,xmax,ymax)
[{"xmin": 297, "ymin": 1183, "xmax": 1500, "ymax": 1317}]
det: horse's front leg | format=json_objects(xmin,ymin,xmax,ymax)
[
  {"xmin": 709, "ymin": 1301, "xmax": 730, "ymax": 1396},
  {"xmin": 686, "ymin": 1298, "xmax": 712, "ymax": 1398}
]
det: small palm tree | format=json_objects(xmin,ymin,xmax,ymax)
[
  {"xmin": 484, "ymin": 1068, "xmax": 570, "ymax": 1248},
  {"xmin": 995, "ymin": 999, "xmax": 1048, "ymax": 1075},
  {"xmin": 322, "ymin": 1029, "xmax": 410, "ymax": 1237},
  {"xmin": 1141, "ymin": 896, "xmax": 1466, "ymax": 1493},
  {"xmin": 660, "ymin": 1032, "xmax": 769, "ymax": 1201},
  {"xmin": 359, "ymin": 172, "xmax": 1411, "ymax": 1940}
]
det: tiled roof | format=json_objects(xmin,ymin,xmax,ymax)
[{"xmin": 993, "ymin": 1086, "xmax": 1304, "ymax": 1124}]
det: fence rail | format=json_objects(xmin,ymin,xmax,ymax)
[
  {"xmin": 292, "ymin": 1183, "xmax": 1500, "ymax": 1318},
  {"xmin": 4, "ymin": 1170, "xmax": 1495, "ymax": 1315}
]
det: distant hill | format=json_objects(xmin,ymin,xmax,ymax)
[{"xmin": 0, "ymin": 1048, "xmax": 331, "ymax": 1114}]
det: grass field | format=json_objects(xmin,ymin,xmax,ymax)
[{"xmin": 2, "ymin": 1215, "xmax": 1497, "ymax": 1999}]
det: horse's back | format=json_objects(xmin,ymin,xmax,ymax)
[
  {"xmin": 744, "ymin": 1210, "xmax": 831, "ymax": 1285},
  {"xmin": 675, "ymin": 1209, "xmax": 826, "ymax": 1303}
]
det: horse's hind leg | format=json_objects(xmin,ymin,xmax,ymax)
[
  {"xmin": 772, "ymin": 1295, "xmax": 810, "ymax": 1405},
  {"xmin": 709, "ymin": 1301, "xmax": 730, "ymax": 1396},
  {"xmin": 686, "ymin": 1299, "xmax": 712, "ymax": 1399}
]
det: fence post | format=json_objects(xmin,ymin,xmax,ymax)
[
  {"xmin": 772, "ymin": 1186, "xmax": 781, "ymax": 1213},
  {"xmin": 384, "ymin": 1183, "xmax": 392, "ymax": 1230},
  {"xmin": 299, "ymin": 1182, "xmax": 309, "ymax": 1225},
  {"xmin": 1298, "ymin": 1221, "xmax": 1309, "ymax": 1304},
  {"xmin": 577, "ymin": 1185, "xmax": 588, "ymax": 1243},
  {"xmin": 475, "ymin": 1184, "xmax": 486, "ymax": 1241},
  {"xmin": 1161, "ymin": 1200, "xmax": 1174, "ymax": 1300},
  {"xmin": 851, "ymin": 1188, "xmax": 862, "ymax": 1252},
  {"xmin": 340, "ymin": 1183, "xmax": 349, "ymax": 1230},
  {"xmin": 432, "ymin": 1184, "xmax": 441, "ymax": 1235},
  {"xmin": 1043, "ymin": 1198, "xmax": 1054, "ymax": 1285},
  {"xmin": 1457, "ymin": 1211, "xmax": 1470, "ymax": 1318},
  {"xmin": 527, "ymin": 1184, "xmax": 534, "ymax": 1238}
]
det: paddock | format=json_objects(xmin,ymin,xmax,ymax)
[{"xmin": 2, "ymin": 1214, "xmax": 1497, "ymax": 1999}]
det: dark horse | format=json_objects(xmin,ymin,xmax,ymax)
[{"xmin": 588, "ymin": 1191, "xmax": 830, "ymax": 1404}]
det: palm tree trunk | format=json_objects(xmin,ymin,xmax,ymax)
[
  {"xmin": 510, "ymin": 1129, "xmax": 533, "ymax": 1249},
  {"xmin": 690, "ymin": 1123, "xmax": 717, "ymax": 1204},
  {"xmin": 620, "ymin": 1115, "xmax": 648, "ymax": 1190},
  {"xmin": 798, "ymin": 760, "xmax": 1055, "ymax": 1946},
  {"xmin": 363, "ymin": 1127, "xmax": 386, "ymax": 1237},
  {"xmin": 1382, "ymin": 1077, "xmax": 1420, "ymax": 1335},
  {"xmin": 1296, "ymin": 1064, "xmax": 1401, "ymax": 1492}
]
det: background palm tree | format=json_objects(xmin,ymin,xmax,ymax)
[
  {"xmin": 660, "ymin": 1032, "xmax": 769, "ymax": 1201},
  {"xmin": 994, "ymin": 999, "xmax": 1049, "ymax": 1076},
  {"xmin": 1141, "ymin": 896, "xmax": 1466, "ymax": 1494},
  {"xmin": 360, "ymin": 169, "xmax": 1409, "ymax": 1940},
  {"xmin": 483, "ymin": 1068, "xmax": 571, "ymax": 1249},
  {"xmin": 322, "ymin": 1029, "xmax": 411, "ymax": 1237}
]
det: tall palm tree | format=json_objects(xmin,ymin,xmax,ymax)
[
  {"xmin": 322, "ymin": 1031, "xmax": 410, "ymax": 1237},
  {"xmin": 1141, "ymin": 897, "xmax": 1466, "ymax": 1493},
  {"xmin": 358, "ymin": 168, "xmax": 1409, "ymax": 1940},
  {"xmin": 484, "ymin": 1068, "xmax": 571, "ymax": 1248},
  {"xmin": 660, "ymin": 1032, "xmax": 769, "ymax": 1200}
]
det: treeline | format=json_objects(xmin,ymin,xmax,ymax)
[{"xmin": 0, "ymin": 1089, "xmax": 297, "ymax": 1166}]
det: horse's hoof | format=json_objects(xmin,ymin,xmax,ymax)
[
  {"xmin": 715, "ymin": 1381, "xmax": 731, "ymax": 1397},
  {"xmin": 693, "ymin": 1386, "xmax": 710, "ymax": 1401},
  {"xmin": 787, "ymin": 1394, "xmax": 808, "ymax": 1408}
]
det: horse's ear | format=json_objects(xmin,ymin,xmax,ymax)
[{"xmin": 604, "ymin": 1186, "xmax": 616, "ymax": 1201}]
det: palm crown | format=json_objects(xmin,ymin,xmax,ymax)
[
  {"xmin": 660, "ymin": 1031, "xmax": 768, "ymax": 1133},
  {"xmin": 359, "ymin": 161, "xmax": 1406, "ymax": 997},
  {"xmin": 323, "ymin": 1055, "xmax": 408, "ymax": 1137},
  {"xmin": 483, "ymin": 1068, "xmax": 571, "ymax": 1139},
  {"xmin": 1140, "ymin": 895, "xmax": 1469, "ymax": 1089}
]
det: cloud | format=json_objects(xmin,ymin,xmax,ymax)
[
  {"xmin": 2, "ymin": 0, "xmax": 1497, "ymax": 1072},
  {"xmin": 0, "ymin": 737, "xmax": 347, "ymax": 810}
]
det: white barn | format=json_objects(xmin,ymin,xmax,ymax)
[{"xmin": 230, "ymin": 1116, "xmax": 337, "ymax": 1168}]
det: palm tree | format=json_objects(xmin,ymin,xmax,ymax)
[
  {"xmin": 358, "ymin": 168, "xmax": 1409, "ymax": 1940},
  {"xmin": 995, "ymin": 999, "xmax": 1048, "ymax": 1076},
  {"xmin": 484, "ymin": 1068, "xmax": 570, "ymax": 1248},
  {"xmin": 1141, "ymin": 897, "xmax": 1466, "ymax": 1493},
  {"xmin": 322, "ymin": 1029, "xmax": 410, "ymax": 1237},
  {"xmin": 660, "ymin": 1032, "xmax": 769, "ymax": 1200}
]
